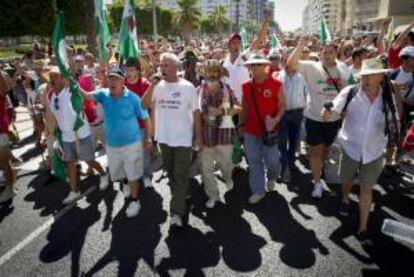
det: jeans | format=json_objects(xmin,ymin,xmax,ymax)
[
  {"xmin": 244, "ymin": 133, "xmax": 281, "ymax": 194},
  {"xmin": 279, "ymin": 109, "xmax": 304, "ymax": 174}
]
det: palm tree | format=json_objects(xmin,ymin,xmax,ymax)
[
  {"xmin": 174, "ymin": 0, "xmax": 202, "ymax": 43},
  {"xmin": 211, "ymin": 5, "xmax": 229, "ymax": 34}
]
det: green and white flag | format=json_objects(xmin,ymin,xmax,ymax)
[
  {"xmin": 52, "ymin": 12, "xmax": 71, "ymax": 79},
  {"xmin": 319, "ymin": 15, "xmax": 332, "ymax": 45},
  {"xmin": 240, "ymin": 26, "xmax": 249, "ymax": 51},
  {"xmin": 117, "ymin": 0, "xmax": 140, "ymax": 60},
  {"xmin": 271, "ymin": 33, "xmax": 282, "ymax": 50},
  {"xmin": 52, "ymin": 12, "xmax": 84, "ymax": 132},
  {"xmin": 386, "ymin": 18, "xmax": 394, "ymax": 44},
  {"xmin": 94, "ymin": 0, "xmax": 111, "ymax": 64}
]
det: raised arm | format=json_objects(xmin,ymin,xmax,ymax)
[
  {"xmin": 250, "ymin": 9, "xmax": 271, "ymax": 51},
  {"xmin": 287, "ymin": 37, "xmax": 307, "ymax": 71},
  {"xmin": 392, "ymin": 21, "xmax": 414, "ymax": 49}
]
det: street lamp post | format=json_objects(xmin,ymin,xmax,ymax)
[{"xmin": 152, "ymin": 0, "xmax": 158, "ymax": 43}]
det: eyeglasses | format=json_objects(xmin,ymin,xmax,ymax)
[{"xmin": 54, "ymin": 97, "xmax": 59, "ymax": 111}]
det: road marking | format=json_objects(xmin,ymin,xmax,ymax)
[{"xmin": 0, "ymin": 186, "xmax": 96, "ymax": 267}]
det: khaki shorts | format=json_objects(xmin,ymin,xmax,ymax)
[
  {"xmin": 107, "ymin": 142, "xmax": 144, "ymax": 182},
  {"xmin": 340, "ymin": 149, "xmax": 385, "ymax": 187}
]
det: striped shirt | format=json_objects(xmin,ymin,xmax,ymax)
[{"xmin": 198, "ymin": 83, "xmax": 239, "ymax": 147}]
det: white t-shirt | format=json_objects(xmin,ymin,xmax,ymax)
[
  {"xmin": 394, "ymin": 67, "xmax": 414, "ymax": 100},
  {"xmin": 297, "ymin": 61, "xmax": 348, "ymax": 122},
  {"xmin": 152, "ymin": 78, "xmax": 200, "ymax": 147},
  {"xmin": 49, "ymin": 87, "xmax": 91, "ymax": 142},
  {"xmin": 222, "ymin": 52, "xmax": 250, "ymax": 103}
]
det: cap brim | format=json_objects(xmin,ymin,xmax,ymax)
[{"xmin": 108, "ymin": 73, "xmax": 124, "ymax": 79}]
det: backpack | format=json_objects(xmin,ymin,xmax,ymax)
[
  {"xmin": 389, "ymin": 68, "xmax": 414, "ymax": 99},
  {"xmin": 342, "ymin": 81, "xmax": 400, "ymax": 143}
]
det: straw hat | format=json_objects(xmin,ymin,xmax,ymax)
[
  {"xmin": 357, "ymin": 58, "xmax": 391, "ymax": 76},
  {"xmin": 201, "ymin": 59, "xmax": 228, "ymax": 78}
]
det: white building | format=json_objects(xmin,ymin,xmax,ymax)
[
  {"xmin": 302, "ymin": 0, "xmax": 348, "ymax": 36},
  {"xmin": 156, "ymin": 0, "xmax": 255, "ymax": 23}
]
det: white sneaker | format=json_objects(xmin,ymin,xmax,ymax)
[
  {"xmin": 248, "ymin": 193, "xmax": 265, "ymax": 204},
  {"xmin": 99, "ymin": 174, "xmax": 110, "ymax": 191},
  {"xmin": 311, "ymin": 180, "xmax": 324, "ymax": 199},
  {"xmin": 266, "ymin": 180, "xmax": 277, "ymax": 191},
  {"xmin": 226, "ymin": 179, "xmax": 234, "ymax": 190},
  {"xmin": 0, "ymin": 187, "xmax": 17, "ymax": 203},
  {"xmin": 125, "ymin": 200, "xmax": 141, "ymax": 218},
  {"xmin": 206, "ymin": 198, "xmax": 217, "ymax": 209},
  {"xmin": 170, "ymin": 215, "xmax": 183, "ymax": 227},
  {"xmin": 123, "ymin": 185, "xmax": 131, "ymax": 198},
  {"xmin": 62, "ymin": 191, "xmax": 81, "ymax": 205},
  {"xmin": 143, "ymin": 178, "xmax": 152, "ymax": 188}
]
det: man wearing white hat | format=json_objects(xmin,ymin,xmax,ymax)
[
  {"xmin": 322, "ymin": 58, "xmax": 399, "ymax": 244},
  {"xmin": 239, "ymin": 54, "xmax": 286, "ymax": 204}
]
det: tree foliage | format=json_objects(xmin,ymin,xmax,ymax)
[
  {"xmin": 0, "ymin": 0, "xmax": 174, "ymax": 39},
  {"xmin": 109, "ymin": 1, "xmax": 175, "ymax": 36},
  {"xmin": 211, "ymin": 5, "xmax": 229, "ymax": 34},
  {"xmin": 0, "ymin": 0, "xmax": 55, "ymax": 37},
  {"xmin": 174, "ymin": 0, "xmax": 202, "ymax": 40}
]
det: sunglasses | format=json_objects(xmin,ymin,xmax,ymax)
[
  {"xmin": 54, "ymin": 97, "xmax": 59, "ymax": 111},
  {"xmin": 251, "ymin": 64, "xmax": 264, "ymax": 67}
]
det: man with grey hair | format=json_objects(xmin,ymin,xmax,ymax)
[{"xmin": 142, "ymin": 52, "xmax": 203, "ymax": 229}]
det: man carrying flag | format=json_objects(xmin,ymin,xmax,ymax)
[{"xmin": 44, "ymin": 13, "xmax": 106, "ymax": 205}]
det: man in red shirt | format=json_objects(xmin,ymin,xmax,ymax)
[
  {"xmin": 0, "ymin": 72, "xmax": 16, "ymax": 203},
  {"xmin": 239, "ymin": 54, "xmax": 286, "ymax": 204},
  {"xmin": 124, "ymin": 58, "xmax": 153, "ymax": 188}
]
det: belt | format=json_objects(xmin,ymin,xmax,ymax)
[{"xmin": 286, "ymin": 108, "xmax": 304, "ymax": 112}]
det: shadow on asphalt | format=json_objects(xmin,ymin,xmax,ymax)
[
  {"xmin": 287, "ymin": 160, "xmax": 414, "ymax": 275},
  {"xmin": 39, "ymin": 177, "xmax": 102, "ymax": 277},
  {"xmin": 14, "ymin": 154, "xmax": 414, "ymax": 276},
  {"xmin": 0, "ymin": 202, "xmax": 14, "ymax": 224},
  {"xmin": 82, "ymin": 186, "xmax": 168, "ymax": 277}
]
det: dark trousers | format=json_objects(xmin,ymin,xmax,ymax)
[
  {"xmin": 278, "ymin": 109, "xmax": 304, "ymax": 174},
  {"xmin": 159, "ymin": 144, "xmax": 192, "ymax": 217}
]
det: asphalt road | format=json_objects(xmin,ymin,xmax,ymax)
[{"xmin": 0, "ymin": 108, "xmax": 413, "ymax": 277}]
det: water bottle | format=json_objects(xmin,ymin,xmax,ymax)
[
  {"xmin": 265, "ymin": 115, "xmax": 273, "ymax": 131},
  {"xmin": 381, "ymin": 219, "xmax": 414, "ymax": 245}
]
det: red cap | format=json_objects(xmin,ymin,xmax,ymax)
[{"xmin": 228, "ymin": 33, "xmax": 242, "ymax": 46}]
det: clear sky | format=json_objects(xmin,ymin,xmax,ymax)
[{"xmin": 273, "ymin": 0, "xmax": 307, "ymax": 31}]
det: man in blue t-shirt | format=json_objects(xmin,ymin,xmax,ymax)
[{"xmin": 82, "ymin": 68, "xmax": 152, "ymax": 218}]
